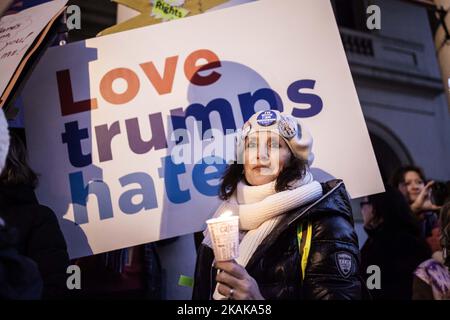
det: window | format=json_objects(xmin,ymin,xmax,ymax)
[{"xmin": 331, "ymin": 0, "xmax": 368, "ymax": 31}]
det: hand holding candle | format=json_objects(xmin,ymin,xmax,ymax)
[{"xmin": 206, "ymin": 211, "xmax": 239, "ymax": 261}]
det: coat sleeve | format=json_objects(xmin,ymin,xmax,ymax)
[
  {"xmin": 27, "ymin": 205, "xmax": 70, "ymax": 299},
  {"xmin": 192, "ymin": 243, "xmax": 215, "ymax": 300},
  {"xmin": 0, "ymin": 222, "xmax": 43, "ymax": 299},
  {"xmin": 301, "ymin": 213, "xmax": 364, "ymax": 300}
]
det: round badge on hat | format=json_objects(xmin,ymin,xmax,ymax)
[
  {"xmin": 278, "ymin": 115, "xmax": 297, "ymax": 139},
  {"xmin": 256, "ymin": 110, "xmax": 278, "ymax": 127}
]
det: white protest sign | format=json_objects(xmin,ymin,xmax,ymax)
[
  {"xmin": 0, "ymin": 0, "xmax": 67, "ymax": 99},
  {"xmin": 21, "ymin": 0, "xmax": 383, "ymax": 258}
]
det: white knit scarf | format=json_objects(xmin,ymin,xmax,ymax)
[{"xmin": 202, "ymin": 171, "xmax": 323, "ymax": 299}]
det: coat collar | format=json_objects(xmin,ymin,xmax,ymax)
[{"xmin": 287, "ymin": 179, "xmax": 352, "ymax": 226}]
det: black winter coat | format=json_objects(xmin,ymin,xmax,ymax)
[
  {"xmin": 0, "ymin": 184, "xmax": 70, "ymax": 299},
  {"xmin": 192, "ymin": 180, "xmax": 364, "ymax": 300},
  {"xmin": 0, "ymin": 218, "xmax": 43, "ymax": 299}
]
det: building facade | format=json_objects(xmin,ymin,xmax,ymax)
[{"xmin": 333, "ymin": 0, "xmax": 450, "ymax": 183}]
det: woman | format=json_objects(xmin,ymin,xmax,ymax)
[
  {"xmin": 192, "ymin": 110, "xmax": 363, "ymax": 300},
  {"xmin": 413, "ymin": 201, "xmax": 450, "ymax": 300},
  {"xmin": 0, "ymin": 131, "xmax": 70, "ymax": 299},
  {"xmin": 0, "ymin": 113, "xmax": 43, "ymax": 299},
  {"xmin": 360, "ymin": 186, "xmax": 431, "ymax": 299},
  {"xmin": 391, "ymin": 166, "xmax": 441, "ymax": 252}
]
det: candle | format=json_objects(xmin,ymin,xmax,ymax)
[{"xmin": 206, "ymin": 211, "xmax": 239, "ymax": 261}]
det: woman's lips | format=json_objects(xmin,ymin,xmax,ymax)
[{"xmin": 253, "ymin": 165, "xmax": 269, "ymax": 170}]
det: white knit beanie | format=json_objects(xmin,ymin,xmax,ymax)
[
  {"xmin": 0, "ymin": 110, "xmax": 10, "ymax": 173},
  {"xmin": 237, "ymin": 109, "xmax": 314, "ymax": 165}
]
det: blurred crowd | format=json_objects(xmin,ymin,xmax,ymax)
[{"xmin": 360, "ymin": 166, "xmax": 450, "ymax": 300}]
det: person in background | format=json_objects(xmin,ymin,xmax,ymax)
[
  {"xmin": 391, "ymin": 166, "xmax": 441, "ymax": 252},
  {"xmin": 0, "ymin": 131, "xmax": 70, "ymax": 299},
  {"xmin": 413, "ymin": 201, "xmax": 450, "ymax": 300},
  {"xmin": 360, "ymin": 186, "xmax": 431, "ymax": 300},
  {"xmin": 0, "ymin": 110, "xmax": 43, "ymax": 299}
]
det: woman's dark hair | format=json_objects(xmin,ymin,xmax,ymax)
[
  {"xmin": 368, "ymin": 185, "xmax": 421, "ymax": 236},
  {"xmin": 390, "ymin": 165, "xmax": 426, "ymax": 189},
  {"xmin": 0, "ymin": 131, "xmax": 38, "ymax": 188},
  {"xmin": 219, "ymin": 157, "xmax": 307, "ymax": 200}
]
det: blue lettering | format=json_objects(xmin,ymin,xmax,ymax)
[
  {"xmin": 118, "ymin": 172, "xmax": 158, "ymax": 214},
  {"xmin": 192, "ymin": 156, "xmax": 226, "ymax": 196},
  {"xmin": 159, "ymin": 155, "xmax": 191, "ymax": 204},
  {"xmin": 238, "ymin": 88, "xmax": 283, "ymax": 122},
  {"xmin": 62, "ymin": 121, "xmax": 92, "ymax": 168},
  {"xmin": 288, "ymin": 80, "xmax": 323, "ymax": 118},
  {"xmin": 69, "ymin": 171, "xmax": 113, "ymax": 225}
]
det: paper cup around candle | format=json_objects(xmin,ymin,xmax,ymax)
[{"xmin": 206, "ymin": 215, "xmax": 239, "ymax": 261}]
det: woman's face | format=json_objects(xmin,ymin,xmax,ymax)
[
  {"xmin": 403, "ymin": 170, "xmax": 425, "ymax": 203},
  {"xmin": 360, "ymin": 197, "xmax": 375, "ymax": 228},
  {"xmin": 243, "ymin": 132, "xmax": 292, "ymax": 186}
]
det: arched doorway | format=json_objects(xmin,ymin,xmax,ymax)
[{"xmin": 365, "ymin": 119, "xmax": 413, "ymax": 183}]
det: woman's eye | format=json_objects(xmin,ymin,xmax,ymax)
[
  {"xmin": 269, "ymin": 142, "xmax": 280, "ymax": 148},
  {"xmin": 247, "ymin": 141, "xmax": 257, "ymax": 148}
]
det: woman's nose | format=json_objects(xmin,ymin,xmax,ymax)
[{"xmin": 257, "ymin": 146, "xmax": 269, "ymax": 160}]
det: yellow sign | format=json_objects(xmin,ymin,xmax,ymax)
[
  {"xmin": 97, "ymin": 0, "xmax": 230, "ymax": 36},
  {"xmin": 151, "ymin": 0, "xmax": 189, "ymax": 21}
]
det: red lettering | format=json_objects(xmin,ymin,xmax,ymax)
[
  {"xmin": 99, "ymin": 68, "xmax": 140, "ymax": 105},
  {"xmin": 140, "ymin": 55, "xmax": 178, "ymax": 95},
  {"xmin": 57, "ymin": 69, "xmax": 98, "ymax": 116},
  {"xmin": 184, "ymin": 49, "xmax": 221, "ymax": 86}
]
